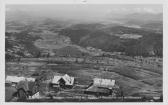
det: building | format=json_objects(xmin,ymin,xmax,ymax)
[
  {"xmin": 26, "ymin": 77, "xmax": 36, "ymax": 82},
  {"xmin": 93, "ymin": 78, "xmax": 115, "ymax": 89},
  {"xmin": 29, "ymin": 92, "xmax": 40, "ymax": 99},
  {"xmin": 6, "ymin": 76, "xmax": 25, "ymax": 85},
  {"xmin": 5, "ymin": 75, "xmax": 35, "ymax": 86},
  {"xmin": 84, "ymin": 78, "xmax": 115, "ymax": 96},
  {"xmin": 5, "ymin": 75, "xmax": 39, "ymax": 100},
  {"xmin": 51, "ymin": 74, "xmax": 74, "ymax": 88}
]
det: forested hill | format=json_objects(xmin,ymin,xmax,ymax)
[
  {"xmin": 5, "ymin": 30, "xmax": 41, "ymax": 60},
  {"xmin": 59, "ymin": 24, "xmax": 162, "ymax": 57}
]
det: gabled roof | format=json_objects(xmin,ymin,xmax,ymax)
[
  {"xmin": 62, "ymin": 74, "xmax": 74, "ymax": 85},
  {"xmin": 51, "ymin": 76, "xmax": 62, "ymax": 84},
  {"xmin": 51, "ymin": 74, "xmax": 74, "ymax": 86}
]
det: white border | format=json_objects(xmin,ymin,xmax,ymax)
[
  {"xmin": 4, "ymin": 0, "xmax": 165, "ymax": 4},
  {"xmin": 0, "ymin": 0, "xmax": 167, "ymax": 105},
  {"xmin": 0, "ymin": 0, "xmax": 5, "ymax": 103}
]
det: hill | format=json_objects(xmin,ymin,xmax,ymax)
[
  {"xmin": 5, "ymin": 30, "xmax": 41, "ymax": 60},
  {"xmin": 59, "ymin": 24, "xmax": 162, "ymax": 57}
]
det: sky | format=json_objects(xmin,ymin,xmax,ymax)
[{"xmin": 6, "ymin": 4, "xmax": 162, "ymax": 21}]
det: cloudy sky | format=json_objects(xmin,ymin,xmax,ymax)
[{"xmin": 6, "ymin": 4, "xmax": 162, "ymax": 21}]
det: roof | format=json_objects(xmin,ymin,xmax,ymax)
[
  {"xmin": 51, "ymin": 76, "xmax": 62, "ymax": 84},
  {"xmin": 5, "ymin": 75, "xmax": 35, "ymax": 83},
  {"xmin": 62, "ymin": 74, "xmax": 74, "ymax": 85},
  {"xmin": 51, "ymin": 74, "xmax": 74, "ymax": 86},
  {"xmin": 93, "ymin": 78, "xmax": 115, "ymax": 89},
  {"xmin": 26, "ymin": 77, "xmax": 35, "ymax": 82},
  {"xmin": 29, "ymin": 92, "xmax": 40, "ymax": 99},
  {"xmin": 6, "ymin": 76, "xmax": 25, "ymax": 83}
]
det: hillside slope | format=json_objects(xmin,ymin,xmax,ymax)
[
  {"xmin": 5, "ymin": 30, "xmax": 41, "ymax": 60},
  {"xmin": 59, "ymin": 24, "xmax": 162, "ymax": 57}
]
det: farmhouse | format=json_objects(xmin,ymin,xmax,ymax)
[
  {"xmin": 51, "ymin": 74, "xmax": 74, "ymax": 88},
  {"xmin": 84, "ymin": 78, "xmax": 115, "ymax": 96}
]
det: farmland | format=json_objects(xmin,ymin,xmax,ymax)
[{"xmin": 6, "ymin": 55, "xmax": 163, "ymax": 101}]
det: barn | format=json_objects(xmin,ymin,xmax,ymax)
[{"xmin": 84, "ymin": 78, "xmax": 115, "ymax": 96}]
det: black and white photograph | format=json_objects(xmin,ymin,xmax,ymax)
[{"xmin": 3, "ymin": 1, "xmax": 165, "ymax": 103}]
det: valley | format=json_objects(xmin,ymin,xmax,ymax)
[{"xmin": 5, "ymin": 5, "xmax": 163, "ymax": 102}]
